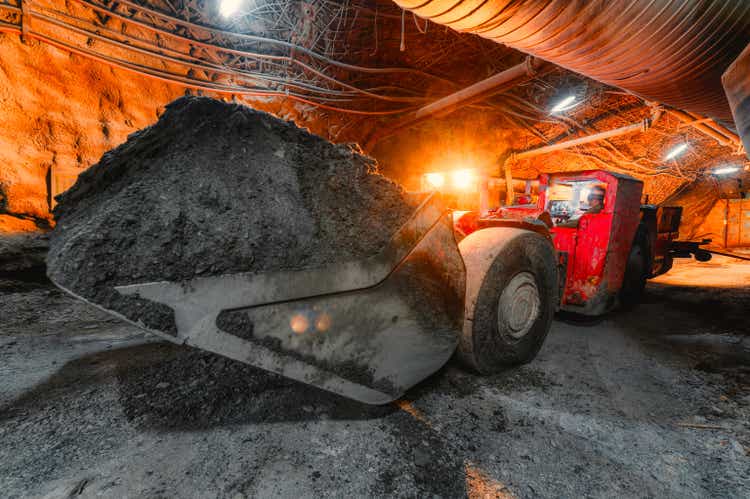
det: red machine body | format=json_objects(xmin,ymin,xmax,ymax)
[
  {"xmin": 455, "ymin": 170, "xmax": 688, "ymax": 316},
  {"xmin": 540, "ymin": 171, "xmax": 643, "ymax": 315}
]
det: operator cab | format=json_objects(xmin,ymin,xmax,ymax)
[
  {"xmin": 432, "ymin": 168, "xmax": 696, "ymax": 317},
  {"xmin": 539, "ymin": 170, "xmax": 643, "ymax": 315},
  {"xmin": 547, "ymin": 178, "xmax": 608, "ymax": 227},
  {"xmin": 446, "ymin": 169, "xmax": 644, "ymax": 315}
]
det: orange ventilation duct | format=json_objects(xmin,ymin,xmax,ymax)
[{"xmin": 393, "ymin": 0, "xmax": 750, "ymax": 123}]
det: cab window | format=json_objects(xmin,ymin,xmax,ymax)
[{"xmin": 546, "ymin": 179, "xmax": 607, "ymax": 226}]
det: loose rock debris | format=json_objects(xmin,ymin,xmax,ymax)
[
  {"xmin": 47, "ymin": 96, "xmax": 417, "ymax": 334},
  {"xmin": 1, "ymin": 258, "xmax": 749, "ymax": 497}
]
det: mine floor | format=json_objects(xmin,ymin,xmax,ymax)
[{"xmin": 1, "ymin": 256, "xmax": 749, "ymax": 498}]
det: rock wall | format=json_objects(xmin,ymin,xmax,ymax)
[
  {"xmin": 0, "ymin": 32, "xmax": 351, "ymax": 232},
  {"xmin": 694, "ymin": 200, "xmax": 726, "ymax": 245},
  {"xmin": 0, "ymin": 33, "xmax": 183, "ymax": 226},
  {"xmin": 662, "ymin": 178, "xmax": 724, "ymax": 241}
]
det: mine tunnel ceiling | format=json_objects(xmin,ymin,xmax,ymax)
[{"xmin": 1, "ymin": 0, "xmax": 749, "ymax": 193}]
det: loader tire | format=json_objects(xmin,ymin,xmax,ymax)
[
  {"xmin": 619, "ymin": 227, "xmax": 649, "ymax": 309},
  {"xmin": 458, "ymin": 229, "xmax": 557, "ymax": 374}
]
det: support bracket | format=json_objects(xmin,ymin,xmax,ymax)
[{"xmin": 20, "ymin": 0, "xmax": 30, "ymax": 43}]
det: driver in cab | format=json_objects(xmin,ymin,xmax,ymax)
[
  {"xmin": 586, "ymin": 185, "xmax": 605, "ymax": 214},
  {"xmin": 556, "ymin": 185, "xmax": 605, "ymax": 227}
]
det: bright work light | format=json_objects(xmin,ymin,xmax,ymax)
[
  {"xmin": 424, "ymin": 172, "xmax": 445, "ymax": 189},
  {"xmin": 550, "ymin": 95, "xmax": 578, "ymax": 113},
  {"xmin": 451, "ymin": 169, "xmax": 475, "ymax": 190},
  {"xmin": 665, "ymin": 143, "xmax": 688, "ymax": 160},
  {"xmin": 713, "ymin": 166, "xmax": 740, "ymax": 175},
  {"xmin": 220, "ymin": 0, "xmax": 242, "ymax": 17}
]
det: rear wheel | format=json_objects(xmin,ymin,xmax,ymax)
[
  {"xmin": 458, "ymin": 230, "xmax": 557, "ymax": 374},
  {"xmin": 695, "ymin": 250, "xmax": 712, "ymax": 262},
  {"xmin": 619, "ymin": 228, "xmax": 649, "ymax": 309}
]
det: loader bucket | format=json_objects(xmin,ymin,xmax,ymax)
[{"xmin": 52, "ymin": 193, "xmax": 465, "ymax": 404}]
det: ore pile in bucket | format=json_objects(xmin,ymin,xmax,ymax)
[{"xmin": 47, "ymin": 96, "xmax": 418, "ymax": 335}]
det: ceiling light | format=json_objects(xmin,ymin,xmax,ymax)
[
  {"xmin": 220, "ymin": 0, "xmax": 242, "ymax": 17},
  {"xmin": 665, "ymin": 143, "xmax": 688, "ymax": 160},
  {"xmin": 550, "ymin": 95, "xmax": 578, "ymax": 113},
  {"xmin": 713, "ymin": 166, "xmax": 740, "ymax": 175}
]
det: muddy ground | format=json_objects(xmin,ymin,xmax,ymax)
[{"xmin": 1, "ymin": 255, "xmax": 749, "ymax": 498}]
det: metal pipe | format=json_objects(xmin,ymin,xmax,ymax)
[
  {"xmin": 20, "ymin": 0, "xmax": 29, "ymax": 42},
  {"xmin": 394, "ymin": 0, "xmax": 750, "ymax": 123},
  {"xmin": 724, "ymin": 199, "xmax": 730, "ymax": 248},
  {"xmin": 366, "ymin": 57, "xmax": 548, "ymax": 148},
  {"xmin": 478, "ymin": 176, "xmax": 489, "ymax": 216},
  {"xmin": 676, "ymin": 117, "xmax": 716, "ymax": 128},
  {"xmin": 413, "ymin": 57, "xmax": 547, "ymax": 120},
  {"xmin": 694, "ymin": 117, "xmax": 740, "ymax": 142},
  {"xmin": 710, "ymin": 249, "xmax": 750, "ymax": 262},
  {"xmin": 513, "ymin": 119, "xmax": 653, "ymax": 161},
  {"xmin": 504, "ymin": 160, "xmax": 514, "ymax": 205},
  {"xmin": 666, "ymin": 108, "xmax": 740, "ymax": 148}
]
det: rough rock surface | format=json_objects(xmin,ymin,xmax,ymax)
[
  {"xmin": 0, "ymin": 232, "xmax": 48, "ymax": 275},
  {"xmin": 47, "ymin": 96, "xmax": 416, "ymax": 334},
  {"xmin": 662, "ymin": 178, "xmax": 722, "ymax": 240},
  {"xmin": 0, "ymin": 215, "xmax": 41, "ymax": 233},
  {"xmin": 0, "ymin": 31, "xmax": 183, "ymax": 222},
  {"xmin": 2, "ymin": 256, "xmax": 749, "ymax": 498}
]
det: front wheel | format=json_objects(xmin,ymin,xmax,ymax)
[{"xmin": 457, "ymin": 229, "xmax": 557, "ymax": 374}]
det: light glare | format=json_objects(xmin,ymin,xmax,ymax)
[
  {"xmin": 220, "ymin": 0, "xmax": 242, "ymax": 17},
  {"xmin": 550, "ymin": 95, "xmax": 578, "ymax": 113},
  {"xmin": 665, "ymin": 143, "xmax": 688, "ymax": 160},
  {"xmin": 315, "ymin": 313, "xmax": 332, "ymax": 332},
  {"xmin": 290, "ymin": 314, "xmax": 309, "ymax": 334},
  {"xmin": 451, "ymin": 169, "xmax": 475, "ymax": 190},
  {"xmin": 713, "ymin": 166, "xmax": 740, "ymax": 175},
  {"xmin": 425, "ymin": 172, "xmax": 445, "ymax": 189}
]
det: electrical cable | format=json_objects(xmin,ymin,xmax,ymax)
[{"xmin": 0, "ymin": 25, "xmax": 420, "ymax": 115}]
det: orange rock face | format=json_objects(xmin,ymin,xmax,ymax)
[
  {"xmin": 0, "ymin": 214, "xmax": 39, "ymax": 233},
  {"xmin": 0, "ymin": 28, "xmax": 363, "ymax": 232},
  {"xmin": 0, "ymin": 32, "xmax": 184, "ymax": 224}
]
